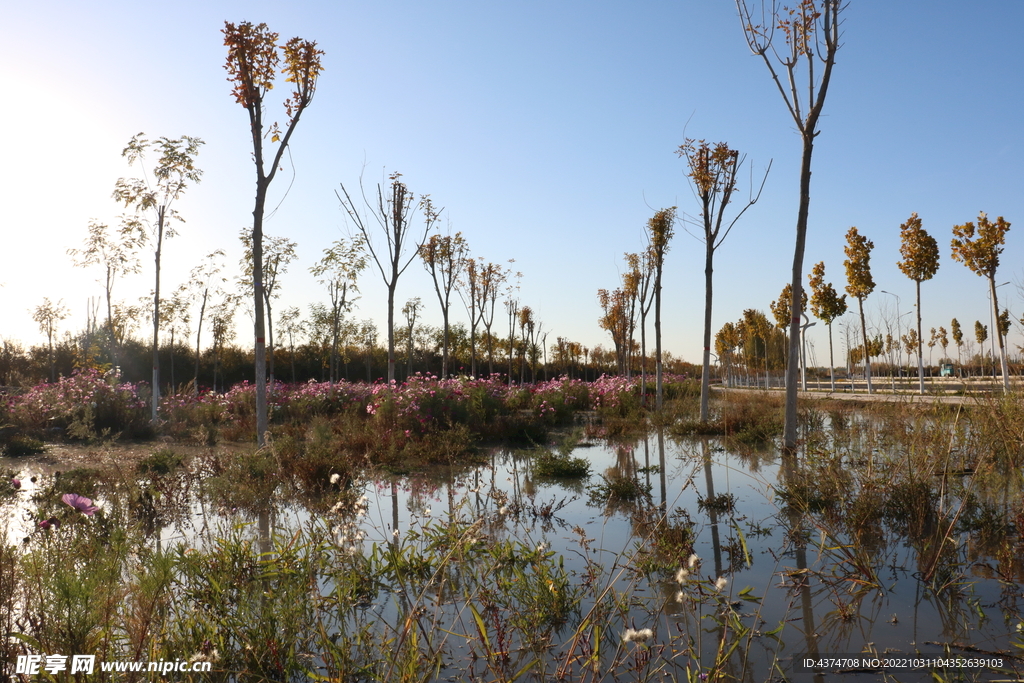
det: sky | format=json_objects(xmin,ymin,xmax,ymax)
[{"xmin": 2, "ymin": 0, "xmax": 1023, "ymax": 370}]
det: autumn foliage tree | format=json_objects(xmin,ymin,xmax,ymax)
[
  {"xmin": 223, "ymin": 20, "xmax": 323, "ymax": 446},
  {"xmin": 844, "ymin": 227, "xmax": 875, "ymax": 393},
  {"xmin": 678, "ymin": 139, "xmax": 768, "ymax": 421},
  {"xmin": 647, "ymin": 207, "xmax": 675, "ymax": 408},
  {"xmin": 807, "ymin": 261, "xmax": 847, "ymax": 391},
  {"xmin": 896, "ymin": 212, "xmax": 940, "ymax": 393},
  {"xmin": 737, "ymin": 0, "xmax": 843, "ymax": 450},
  {"xmin": 951, "ymin": 212, "xmax": 1011, "ymax": 390}
]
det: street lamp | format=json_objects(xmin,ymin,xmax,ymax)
[{"xmin": 800, "ymin": 314, "xmax": 816, "ymax": 391}]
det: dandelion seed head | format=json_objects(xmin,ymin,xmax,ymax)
[
  {"xmin": 330, "ymin": 473, "xmax": 341, "ymax": 485},
  {"xmin": 714, "ymin": 577, "xmax": 728, "ymax": 591},
  {"xmin": 687, "ymin": 553, "xmax": 700, "ymax": 569},
  {"xmin": 675, "ymin": 568, "xmax": 689, "ymax": 583}
]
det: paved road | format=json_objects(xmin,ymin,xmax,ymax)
[{"xmin": 712, "ymin": 386, "xmax": 1011, "ymax": 406}]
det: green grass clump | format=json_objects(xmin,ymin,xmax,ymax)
[{"xmin": 535, "ymin": 451, "xmax": 591, "ymax": 478}]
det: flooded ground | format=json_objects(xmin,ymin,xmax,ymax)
[{"xmin": 3, "ymin": 418, "xmax": 1024, "ymax": 681}]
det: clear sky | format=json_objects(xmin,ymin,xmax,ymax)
[{"xmin": 3, "ymin": 1, "xmax": 1022, "ymax": 369}]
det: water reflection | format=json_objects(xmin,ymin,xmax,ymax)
[{"xmin": 3, "ymin": 422, "xmax": 1023, "ymax": 681}]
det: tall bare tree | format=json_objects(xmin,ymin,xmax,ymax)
[
  {"xmin": 223, "ymin": 20, "xmax": 323, "ymax": 446},
  {"xmin": 951, "ymin": 212, "xmax": 1011, "ymax": 390},
  {"xmin": 897, "ymin": 212, "xmax": 940, "ymax": 394},
  {"xmin": 737, "ymin": 0, "xmax": 843, "ymax": 450},
  {"xmin": 678, "ymin": 140, "xmax": 769, "ymax": 421},
  {"xmin": 338, "ymin": 174, "xmax": 439, "ymax": 383}
]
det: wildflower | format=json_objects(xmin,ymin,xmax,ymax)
[
  {"xmin": 536, "ymin": 542, "xmax": 548, "ymax": 553},
  {"xmin": 330, "ymin": 473, "xmax": 341, "ymax": 485},
  {"xmin": 62, "ymin": 493, "xmax": 99, "ymax": 516},
  {"xmin": 392, "ymin": 529, "xmax": 400, "ymax": 539},
  {"xmin": 622, "ymin": 627, "xmax": 653, "ymax": 644},
  {"xmin": 38, "ymin": 517, "xmax": 60, "ymax": 530},
  {"xmin": 675, "ymin": 590, "xmax": 686, "ymax": 603},
  {"xmin": 424, "ymin": 507, "xmax": 431, "ymax": 517},
  {"xmin": 714, "ymin": 577, "xmax": 728, "ymax": 591},
  {"xmin": 675, "ymin": 568, "xmax": 689, "ymax": 583},
  {"xmin": 687, "ymin": 553, "xmax": 700, "ymax": 569},
  {"xmin": 11, "ymin": 478, "xmax": 20, "ymax": 490}
]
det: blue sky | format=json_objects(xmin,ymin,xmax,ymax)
[{"xmin": 2, "ymin": 1, "xmax": 1022, "ymax": 368}]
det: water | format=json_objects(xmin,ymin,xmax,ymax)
[{"xmin": 4, "ymin": 427, "xmax": 1023, "ymax": 681}]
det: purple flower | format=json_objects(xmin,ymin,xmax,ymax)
[
  {"xmin": 62, "ymin": 493, "xmax": 99, "ymax": 516},
  {"xmin": 38, "ymin": 517, "xmax": 60, "ymax": 530},
  {"xmin": 11, "ymin": 478, "xmax": 20, "ymax": 490}
]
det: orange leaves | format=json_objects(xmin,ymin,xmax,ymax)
[
  {"xmin": 677, "ymin": 139, "xmax": 739, "ymax": 202},
  {"xmin": 950, "ymin": 212, "xmax": 1010, "ymax": 279},
  {"xmin": 843, "ymin": 226, "xmax": 875, "ymax": 301},
  {"xmin": 223, "ymin": 21, "xmax": 323, "ymax": 126},
  {"xmin": 897, "ymin": 212, "xmax": 940, "ymax": 283},
  {"xmin": 807, "ymin": 261, "xmax": 846, "ymax": 325}
]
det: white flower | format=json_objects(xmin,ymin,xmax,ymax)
[
  {"xmin": 393, "ymin": 529, "xmax": 400, "ymax": 539},
  {"xmin": 714, "ymin": 577, "xmax": 728, "ymax": 591},
  {"xmin": 623, "ymin": 627, "xmax": 653, "ymax": 643},
  {"xmin": 330, "ymin": 473, "xmax": 341, "ymax": 485},
  {"xmin": 687, "ymin": 553, "xmax": 700, "ymax": 569},
  {"xmin": 424, "ymin": 507, "xmax": 432, "ymax": 517},
  {"xmin": 537, "ymin": 542, "xmax": 549, "ymax": 553},
  {"xmin": 675, "ymin": 568, "xmax": 690, "ymax": 583}
]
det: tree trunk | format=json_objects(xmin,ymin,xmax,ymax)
[
  {"xmin": 783, "ymin": 136, "xmax": 814, "ymax": 452},
  {"xmin": 857, "ymin": 296, "xmax": 873, "ymax": 394},
  {"xmin": 152, "ymin": 205, "xmax": 164, "ymax": 421},
  {"xmin": 655, "ymin": 265, "xmax": 664, "ymax": 409},
  {"xmin": 193, "ymin": 288, "xmax": 207, "ymax": 396},
  {"xmin": 921, "ymin": 278, "xmax": 929, "ymax": 395},
  {"xmin": 699, "ymin": 242, "xmax": 714, "ymax": 422},
  {"xmin": 387, "ymin": 283, "xmax": 396, "ymax": 383},
  {"xmin": 827, "ymin": 323, "xmax": 835, "ymax": 392},
  {"xmin": 253, "ymin": 185, "xmax": 269, "ymax": 447}
]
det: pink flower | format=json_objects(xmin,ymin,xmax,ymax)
[
  {"xmin": 10, "ymin": 478, "xmax": 20, "ymax": 490},
  {"xmin": 62, "ymin": 493, "xmax": 99, "ymax": 516},
  {"xmin": 39, "ymin": 517, "xmax": 60, "ymax": 530}
]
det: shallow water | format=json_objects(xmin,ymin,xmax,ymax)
[{"xmin": 4, "ymin": 427, "xmax": 1023, "ymax": 681}]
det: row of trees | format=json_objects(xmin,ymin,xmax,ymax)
[{"xmin": 713, "ymin": 210, "xmax": 1016, "ymax": 391}]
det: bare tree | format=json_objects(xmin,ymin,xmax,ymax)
[
  {"xmin": 338, "ymin": 173, "xmax": 439, "ymax": 382},
  {"xmin": 402, "ymin": 297, "xmax": 423, "ymax": 377},
  {"xmin": 187, "ymin": 250, "xmax": 226, "ymax": 395},
  {"xmin": 737, "ymin": 0, "xmax": 843, "ymax": 450}
]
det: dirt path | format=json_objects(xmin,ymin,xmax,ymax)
[{"xmin": 712, "ymin": 386, "xmax": 1003, "ymax": 406}]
